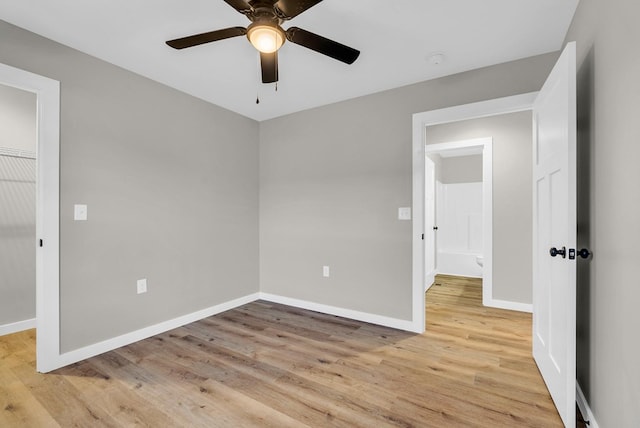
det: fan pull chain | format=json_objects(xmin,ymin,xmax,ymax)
[
  {"xmin": 275, "ymin": 82, "xmax": 278, "ymax": 92},
  {"xmin": 256, "ymin": 80, "xmax": 260, "ymax": 104},
  {"xmin": 255, "ymin": 52, "xmax": 261, "ymax": 104}
]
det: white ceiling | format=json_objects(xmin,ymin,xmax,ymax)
[{"xmin": 0, "ymin": 0, "xmax": 578, "ymax": 121}]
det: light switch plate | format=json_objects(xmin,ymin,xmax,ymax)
[
  {"xmin": 74, "ymin": 204, "xmax": 87, "ymax": 221},
  {"xmin": 398, "ymin": 207, "xmax": 411, "ymax": 220},
  {"xmin": 137, "ymin": 278, "xmax": 147, "ymax": 294},
  {"xmin": 323, "ymin": 266, "xmax": 330, "ymax": 277}
]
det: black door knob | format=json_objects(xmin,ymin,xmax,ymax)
[
  {"xmin": 578, "ymin": 248, "xmax": 591, "ymax": 259},
  {"xmin": 433, "ymin": 226, "xmax": 438, "ymax": 230},
  {"xmin": 550, "ymin": 246, "xmax": 566, "ymax": 258}
]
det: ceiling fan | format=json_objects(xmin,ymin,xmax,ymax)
[{"xmin": 166, "ymin": 0, "xmax": 360, "ymax": 84}]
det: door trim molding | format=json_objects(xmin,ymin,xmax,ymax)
[
  {"xmin": 424, "ymin": 155, "xmax": 436, "ymax": 291},
  {"xmin": 412, "ymin": 92, "xmax": 538, "ymax": 333},
  {"xmin": 0, "ymin": 62, "xmax": 61, "ymax": 372}
]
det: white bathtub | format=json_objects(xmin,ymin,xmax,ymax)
[{"xmin": 437, "ymin": 251, "xmax": 483, "ymax": 278}]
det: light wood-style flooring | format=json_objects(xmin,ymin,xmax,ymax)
[{"xmin": 1, "ymin": 275, "xmax": 563, "ymax": 427}]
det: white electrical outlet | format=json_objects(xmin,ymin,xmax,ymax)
[
  {"xmin": 323, "ymin": 266, "xmax": 330, "ymax": 277},
  {"xmin": 137, "ymin": 278, "xmax": 147, "ymax": 294}
]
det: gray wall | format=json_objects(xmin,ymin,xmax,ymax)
[
  {"xmin": 565, "ymin": 1, "xmax": 640, "ymax": 426},
  {"xmin": 260, "ymin": 54, "xmax": 556, "ymax": 320},
  {"xmin": 0, "ymin": 84, "xmax": 36, "ymax": 152},
  {"xmin": 0, "ymin": 20, "xmax": 260, "ymax": 352},
  {"xmin": 426, "ymin": 111, "xmax": 533, "ymax": 304},
  {"xmin": 440, "ymin": 155, "xmax": 482, "ymax": 184},
  {"xmin": 0, "ymin": 84, "xmax": 36, "ymax": 326}
]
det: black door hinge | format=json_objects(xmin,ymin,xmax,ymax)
[
  {"xmin": 39, "ymin": 239, "xmax": 43, "ymax": 247},
  {"xmin": 421, "ymin": 234, "xmax": 424, "ymax": 240}
]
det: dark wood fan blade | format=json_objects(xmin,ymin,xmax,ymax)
[
  {"xmin": 260, "ymin": 51, "xmax": 279, "ymax": 83},
  {"xmin": 166, "ymin": 27, "xmax": 247, "ymax": 49},
  {"xmin": 286, "ymin": 27, "xmax": 359, "ymax": 64},
  {"xmin": 274, "ymin": 0, "xmax": 323, "ymax": 20},
  {"xmin": 223, "ymin": 0, "xmax": 253, "ymax": 14}
]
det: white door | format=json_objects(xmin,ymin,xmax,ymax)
[
  {"xmin": 424, "ymin": 155, "xmax": 436, "ymax": 288},
  {"xmin": 532, "ymin": 41, "xmax": 577, "ymax": 428}
]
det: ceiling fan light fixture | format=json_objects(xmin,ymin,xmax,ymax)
[{"xmin": 247, "ymin": 24, "xmax": 285, "ymax": 53}]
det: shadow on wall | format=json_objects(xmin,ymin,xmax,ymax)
[{"xmin": 576, "ymin": 45, "xmax": 594, "ymax": 401}]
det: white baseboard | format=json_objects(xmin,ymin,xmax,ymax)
[
  {"xmin": 0, "ymin": 318, "xmax": 36, "ymax": 336},
  {"xmin": 484, "ymin": 298, "xmax": 532, "ymax": 313},
  {"xmin": 45, "ymin": 293, "xmax": 260, "ymax": 372},
  {"xmin": 437, "ymin": 270, "xmax": 482, "ymax": 279},
  {"xmin": 425, "ymin": 273, "xmax": 435, "ymax": 291},
  {"xmin": 43, "ymin": 291, "xmax": 421, "ymax": 372},
  {"xmin": 576, "ymin": 382, "xmax": 600, "ymax": 428},
  {"xmin": 259, "ymin": 292, "xmax": 417, "ymax": 332}
]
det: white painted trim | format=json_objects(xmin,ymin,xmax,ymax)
[
  {"xmin": 259, "ymin": 292, "xmax": 421, "ymax": 333},
  {"xmin": 437, "ymin": 271, "xmax": 482, "ymax": 279},
  {"xmin": 424, "ymin": 137, "xmax": 492, "ymax": 153},
  {"xmin": 425, "ymin": 272, "xmax": 435, "ymax": 291},
  {"xmin": 413, "ymin": 93, "xmax": 538, "ymax": 333},
  {"xmin": 413, "ymin": 92, "xmax": 538, "ymax": 128},
  {"xmin": 412, "ymin": 108, "xmax": 427, "ymax": 333},
  {"xmin": 482, "ymin": 141, "xmax": 493, "ymax": 307},
  {"xmin": 49, "ymin": 293, "xmax": 260, "ymax": 370},
  {"xmin": 424, "ymin": 154, "xmax": 436, "ymax": 291},
  {"xmin": 0, "ymin": 318, "xmax": 36, "ymax": 336},
  {"xmin": 44, "ymin": 289, "xmax": 426, "ymax": 371},
  {"xmin": 0, "ymin": 62, "xmax": 60, "ymax": 373},
  {"xmin": 576, "ymin": 382, "xmax": 600, "ymax": 428},
  {"xmin": 485, "ymin": 299, "xmax": 532, "ymax": 313}
]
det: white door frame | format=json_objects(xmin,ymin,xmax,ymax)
[
  {"xmin": 411, "ymin": 92, "xmax": 538, "ymax": 333},
  {"xmin": 0, "ymin": 62, "xmax": 60, "ymax": 373},
  {"xmin": 424, "ymin": 138, "xmax": 493, "ymax": 304},
  {"xmin": 424, "ymin": 154, "xmax": 436, "ymax": 289}
]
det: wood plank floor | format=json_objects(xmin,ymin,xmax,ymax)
[{"xmin": 1, "ymin": 275, "xmax": 564, "ymax": 427}]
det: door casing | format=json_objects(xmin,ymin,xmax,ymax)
[
  {"xmin": 424, "ymin": 154, "xmax": 436, "ymax": 288},
  {"xmin": 0, "ymin": 62, "xmax": 60, "ymax": 373},
  {"xmin": 411, "ymin": 92, "xmax": 538, "ymax": 332}
]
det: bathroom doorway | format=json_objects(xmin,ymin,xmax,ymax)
[{"xmin": 424, "ymin": 138, "xmax": 493, "ymax": 304}]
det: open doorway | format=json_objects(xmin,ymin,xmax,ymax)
[
  {"xmin": 425, "ymin": 112, "xmax": 534, "ymax": 313},
  {"xmin": 424, "ymin": 139, "xmax": 492, "ymax": 303},
  {"xmin": 0, "ymin": 84, "xmax": 37, "ymax": 335},
  {"xmin": 0, "ymin": 62, "xmax": 60, "ymax": 373},
  {"xmin": 411, "ymin": 93, "xmax": 538, "ymax": 332}
]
